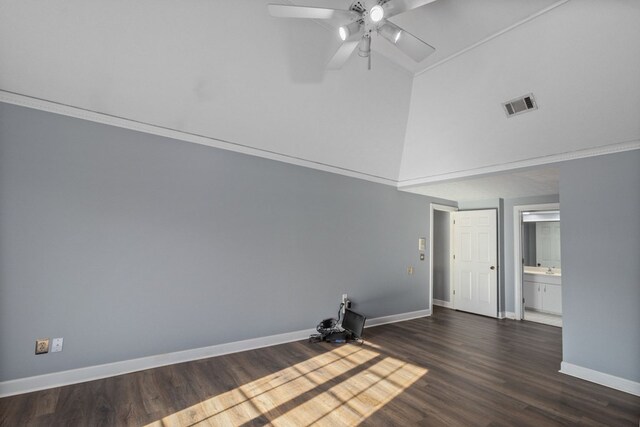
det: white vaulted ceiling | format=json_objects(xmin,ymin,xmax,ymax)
[
  {"xmin": 1, "ymin": 0, "xmax": 639, "ymax": 199},
  {"xmin": 0, "ymin": 0, "xmax": 414, "ymax": 183}
]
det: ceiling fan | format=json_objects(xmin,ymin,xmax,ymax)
[{"xmin": 268, "ymin": 0, "xmax": 438, "ymax": 70}]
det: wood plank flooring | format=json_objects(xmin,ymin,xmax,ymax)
[{"xmin": 1, "ymin": 306, "xmax": 639, "ymax": 426}]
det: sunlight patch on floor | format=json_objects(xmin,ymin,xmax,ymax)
[
  {"xmin": 146, "ymin": 344, "xmax": 427, "ymax": 426},
  {"xmin": 270, "ymin": 356, "xmax": 427, "ymax": 426}
]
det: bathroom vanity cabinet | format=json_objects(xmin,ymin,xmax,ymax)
[{"xmin": 523, "ymin": 273, "xmax": 562, "ymax": 314}]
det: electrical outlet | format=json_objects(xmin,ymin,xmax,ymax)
[
  {"xmin": 51, "ymin": 337, "xmax": 64, "ymax": 353},
  {"xmin": 342, "ymin": 294, "xmax": 348, "ymax": 305},
  {"xmin": 35, "ymin": 338, "xmax": 50, "ymax": 355}
]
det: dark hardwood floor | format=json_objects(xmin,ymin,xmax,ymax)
[{"xmin": 1, "ymin": 306, "xmax": 639, "ymax": 426}]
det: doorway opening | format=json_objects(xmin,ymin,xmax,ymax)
[
  {"xmin": 513, "ymin": 203, "xmax": 562, "ymax": 327},
  {"xmin": 429, "ymin": 204, "xmax": 457, "ymax": 313}
]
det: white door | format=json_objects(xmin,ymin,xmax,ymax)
[{"xmin": 452, "ymin": 210, "xmax": 498, "ymax": 317}]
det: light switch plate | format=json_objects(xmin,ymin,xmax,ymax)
[{"xmin": 51, "ymin": 337, "xmax": 64, "ymax": 353}]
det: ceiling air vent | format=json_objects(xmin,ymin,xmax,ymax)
[{"xmin": 503, "ymin": 93, "xmax": 537, "ymax": 117}]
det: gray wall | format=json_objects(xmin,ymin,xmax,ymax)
[
  {"xmin": 560, "ymin": 150, "xmax": 640, "ymax": 382},
  {"xmin": 432, "ymin": 210, "xmax": 450, "ymax": 302},
  {"xmin": 0, "ymin": 103, "xmax": 446, "ymax": 382}
]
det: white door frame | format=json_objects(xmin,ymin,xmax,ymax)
[
  {"xmin": 429, "ymin": 203, "xmax": 457, "ymax": 312},
  {"xmin": 513, "ymin": 202, "xmax": 560, "ymax": 320}
]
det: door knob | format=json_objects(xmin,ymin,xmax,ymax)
[{"xmin": 490, "ymin": 266, "xmax": 495, "ymax": 270}]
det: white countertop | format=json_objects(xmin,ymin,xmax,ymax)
[{"xmin": 524, "ymin": 266, "xmax": 561, "ymax": 277}]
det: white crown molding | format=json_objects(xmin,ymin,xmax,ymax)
[
  {"xmin": 5, "ymin": 90, "xmax": 637, "ymax": 193},
  {"xmin": 0, "ymin": 91, "xmax": 397, "ymax": 187},
  {"xmin": 0, "ymin": 308, "xmax": 431, "ymax": 398},
  {"xmin": 398, "ymin": 139, "xmax": 640, "ymax": 189},
  {"xmin": 560, "ymin": 362, "xmax": 640, "ymax": 397},
  {"xmin": 414, "ymin": 0, "xmax": 570, "ymax": 77}
]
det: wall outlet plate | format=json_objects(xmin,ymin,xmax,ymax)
[
  {"xmin": 51, "ymin": 337, "xmax": 64, "ymax": 353},
  {"xmin": 35, "ymin": 338, "xmax": 50, "ymax": 355}
]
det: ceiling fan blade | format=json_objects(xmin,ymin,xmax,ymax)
[
  {"xmin": 268, "ymin": 4, "xmax": 358, "ymax": 21},
  {"xmin": 379, "ymin": 22, "xmax": 435, "ymax": 62},
  {"xmin": 384, "ymin": 0, "xmax": 439, "ymax": 18},
  {"xmin": 327, "ymin": 40, "xmax": 360, "ymax": 70}
]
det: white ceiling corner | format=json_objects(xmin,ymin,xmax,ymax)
[
  {"xmin": 380, "ymin": 0, "xmax": 565, "ymax": 74},
  {"xmin": 399, "ymin": 0, "xmax": 640, "ymax": 195}
]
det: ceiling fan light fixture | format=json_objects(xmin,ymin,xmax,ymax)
[
  {"xmin": 338, "ymin": 21, "xmax": 361, "ymax": 42},
  {"xmin": 339, "ymin": 26, "xmax": 348, "ymax": 41},
  {"xmin": 378, "ymin": 24, "xmax": 402, "ymax": 45},
  {"xmin": 369, "ymin": 5, "xmax": 384, "ymax": 22}
]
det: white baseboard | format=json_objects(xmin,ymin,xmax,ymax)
[
  {"xmin": 432, "ymin": 299, "xmax": 453, "ymax": 309},
  {"xmin": 505, "ymin": 311, "xmax": 517, "ymax": 320},
  {"xmin": 560, "ymin": 362, "xmax": 640, "ymax": 397},
  {"xmin": 0, "ymin": 328, "xmax": 316, "ymax": 399},
  {"xmin": 365, "ymin": 309, "xmax": 431, "ymax": 328},
  {"xmin": 0, "ymin": 308, "xmax": 431, "ymax": 398}
]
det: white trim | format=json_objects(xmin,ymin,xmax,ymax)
[
  {"xmin": 5, "ymin": 91, "xmax": 640, "ymax": 192},
  {"xmin": 397, "ymin": 140, "xmax": 640, "ymax": 188},
  {"xmin": 433, "ymin": 299, "xmax": 453, "ymax": 309},
  {"xmin": 0, "ymin": 308, "xmax": 431, "ymax": 398},
  {"xmin": 415, "ymin": 0, "xmax": 569, "ymax": 77},
  {"xmin": 0, "ymin": 91, "xmax": 397, "ymax": 187},
  {"xmin": 513, "ymin": 203, "xmax": 559, "ymax": 320},
  {"xmin": 429, "ymin": 203, "xmax": 458, "ymax": 314},
  {"xmin": 364, "ymin": 309, "xmax": 431, "ymax": 328},
  {"xmin": 505, "ymin": 311, "xmax": 517, "ymax": 320},
  {"xmin": 560, "ymin": 362, "xmax": 640, "ymax": 397}
]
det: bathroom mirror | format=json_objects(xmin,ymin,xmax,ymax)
[{"xmin": 522, "ymin": 212, "xmax": 561, "ymax": 268}]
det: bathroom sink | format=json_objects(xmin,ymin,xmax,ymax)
[{"xmin": 524, "ymin": 267, "xmax": 561, "ymax": 277}]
